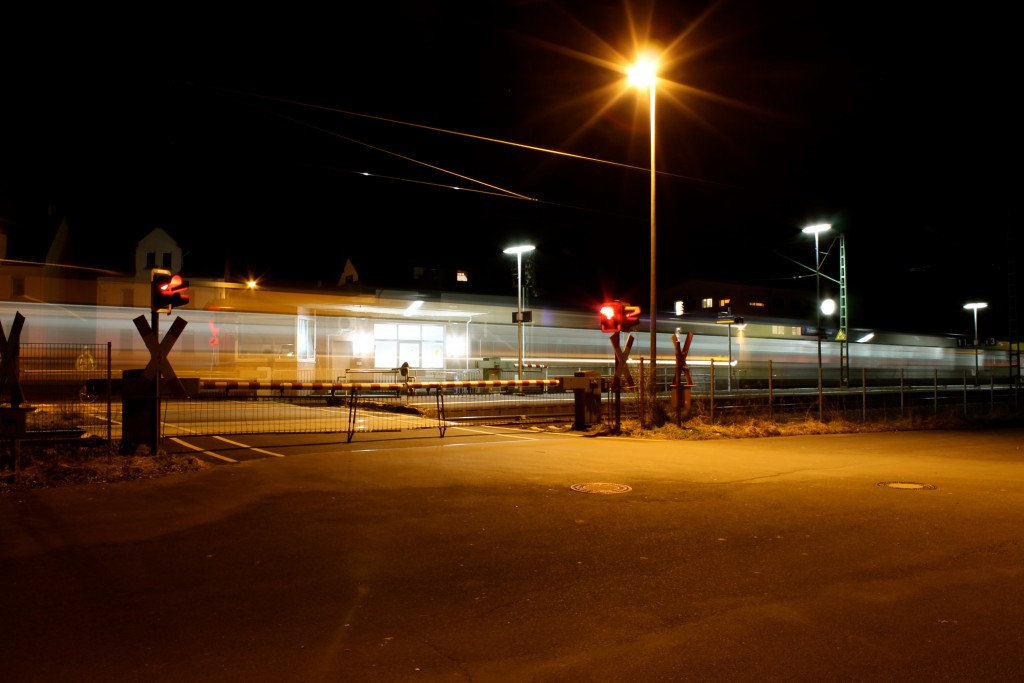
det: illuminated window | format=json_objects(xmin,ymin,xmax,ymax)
[
  {"xmin": 701, "ymin": 298, "xmax": 713, "ymax": 309},
  {"xmin": 421, "ymin": 325, "xmax": 445, "ymax": 368},
  {"xmin": 398, "ymin": 325, "xmax": 420, "ymax": 367},
  {"xmin": 719, "ymin": 298, "xmax": 731, "ymax": 308},
  {"xmin": 457, "ymin": 270, "xmax": 468, "ymax": 282},
  {"xmin": 373, "ymin": 323, "xmax": 445, "ymax": 369},
  {"xmin": 749, "ymin": 301, "xmax": 765, "ymax": 308},
  {"xmin": 296, "ymin": 317, "xmax": 315, "ymax": 361}
]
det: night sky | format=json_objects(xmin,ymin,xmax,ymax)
[{"xmin": 1, "ymin": 1, "xmax": 1019, "ymax": 337}]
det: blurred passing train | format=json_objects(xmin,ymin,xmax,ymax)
[{"xmin": 1, "ymin": 285, "xmax": 1013, "ymax": 392}]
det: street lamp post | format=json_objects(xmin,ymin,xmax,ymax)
[
  {"xmin": 802, "ymin": 223, "xmax": 831, "ymax": 420},
  {"xmin": 964, "ymin": 301, "xmax": 988, "ymax": 385},
  {"xmin": 629, "ymin": 55, "xmax": 658, "ymax": 423},
  {"xmin": 503, "ymin": 244, "xmax": 535, "ymax": 381}
]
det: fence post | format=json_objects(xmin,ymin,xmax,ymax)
[
  {"xmin": 900, "ymin": 368, "xmax": 905, "ymax": 419},
  {"xmin": 862, "ymin": 368, "xmax": 866, "ymax": 421},
  {"xmin": 817, "ymin": 364, "xmax": 823, "ymax": 422},
  {"xmin": 990, "ymin": 374, "xmax": 995, "ymax": 414},
  {"xmin": 709, "ymin": 360, "xmax": 715, "ymax": 424},
  {"xmin": 105, "ymin": 341, "xmax": 112, "ymax": 443},
  {"xmin": 963, "ymin": 370, "xmax": 968, "ymax": 417},
  {"xmin": 768, "ymin": 359, "xmax": 773, "ymax": 421},
  {"xmin": 637, "ymin": 358, "xmax": 644, "ymax": 430}
]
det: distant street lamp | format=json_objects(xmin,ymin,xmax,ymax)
[
  {"xmin": 629, "ymin": 53, "xmax": 659, "ymax": 420},
  {"xmin": 802, "ymin": 223, "xmax": 831, "ymax": 420},
  {"xmin": 964, "ymin": 301, "xmax": 988, "ymax": 384},
  {"xmin": 504, "ymin": 244, "xmax": 535, "ymax": 381}
]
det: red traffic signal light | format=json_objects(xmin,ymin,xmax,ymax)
[
  {"xmin": 599, "ymin": 301, "xmax": 624, "ymax": 333},
  {"xmin": 599, "ymin": 301, "xmax": 641, "ymax": 333},
  {"xmin": 151, "ymin": 269, "xmax": 190, "ymax": 314}
]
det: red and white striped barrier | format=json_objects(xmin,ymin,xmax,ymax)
[{"xmin": 199, "ymin": 379, "xmax": 561, "ymax": 391}]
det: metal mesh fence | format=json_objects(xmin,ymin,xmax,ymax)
[
  {"xmin": 4, "ymin": 350, "xmax": 1020, "ymax": 447},
  {"xmin": 9, "ymin": 343, "xmax": 112, "ymax": 440},
  {"xmin": 161, "ymin": 380, "xmax": 573, "ymax": 440},
  {"xmin": 661, "ymin": 361, "xmax": 1019, "ymax": 425}
]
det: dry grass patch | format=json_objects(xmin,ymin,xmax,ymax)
[
  {"xmin": 2, "ymin": 441, "xmax": 209, "ymax": 492},
  {"xmin": 599, "ymin": 412, "xmax": 997, "ymax": 440}
]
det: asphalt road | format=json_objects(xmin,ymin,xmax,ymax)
[{"xmin": 3, "ymin": 427, "xmax": 1024, "ymax": 682}]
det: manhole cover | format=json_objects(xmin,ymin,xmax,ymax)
[
  {"xmin": 877, "ymin": 481, "xmax": 937, "ymax": 490},
  {"xmin": 571, "ymin": 482, "xmax": 632, "ymax": 494}
]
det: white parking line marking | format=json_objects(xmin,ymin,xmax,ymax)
[
  {"xmin": 170, "ymin": 437, "xmax": 238, "ymax": 463},
  {"xmin": 449, "ymin": 426, "xmax": 539, "ymax": 440},
  {"xmin": 211, "ymin": 435, "xmax": 285, "ymax": 457}
]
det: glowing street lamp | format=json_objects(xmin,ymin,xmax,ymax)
[
  {"xmin": 629, "ymin": 53, "xmax": 659, "ymax": 419},
  {"xmin": 802, "ymin": 223, "xmax": 831, "ymax": 420},
  {"xmin": 964, "ymin": 301, "xmax": 988, "ymax": 384},
  {"xmin": 504, "ymin": 244, "xmax": 535, "ymax": 381}
]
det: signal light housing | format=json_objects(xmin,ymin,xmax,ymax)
[
  {"xmin": 623, "ymin": 305, "xmax": 641, "ymax": 330},
  {"xmin": 599, "ymin": 301, "xmax": 641, "ymax": 333},
  {"xmin": 151, "ymin": 268, "xmax": 190, "ymax": 314}
]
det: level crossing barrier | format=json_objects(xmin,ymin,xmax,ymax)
[{"xmin": 188, "ymin": 378, "xmax": 566, "ymax": 442}]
